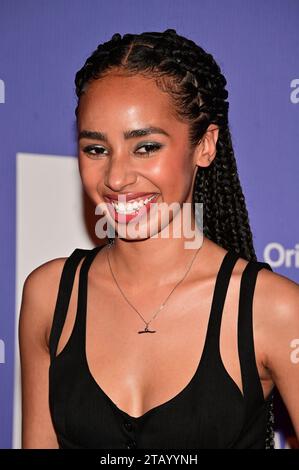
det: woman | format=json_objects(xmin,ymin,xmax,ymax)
[{"xmin": 19, "ymin": 29, "xmax": 299, "ymax": 449}]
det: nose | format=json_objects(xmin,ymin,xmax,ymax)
[{"xmin": 104, "ymin": 154, "xmax": 137, "ymax": 192}]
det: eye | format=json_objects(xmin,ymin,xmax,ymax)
[
  {"xmin": 135, "ymin": 143, "xmax": 163, "ymax": 157},
  {"xmin": 82, "ymin": 145, "xmax": 107, "ymax": 158},
  {"xmin": 81, "ymin": 142, "xmax": 163, "ymax": 159}
]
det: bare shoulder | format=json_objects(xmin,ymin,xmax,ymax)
[
  {"xmin": 254, "ymin": 264, "xmax": 299, "ymax": 323},
  {"xmin": 251, "ymin": 264, "xmax": 299, "ymax": 438},
  {"xmin": 19, "ymin": 256, "xmax": 68, "ymax": 351},
  {"xmin": 19, "ymin": 256, "xmax": 70, "ymax": 448},
  {"xmin": 252, "ymin": 264, "xmax": 299, "ymax": 369},
  {"xmin": 23, "ymin": 255, "xmax": 68, "ymax": 288}
]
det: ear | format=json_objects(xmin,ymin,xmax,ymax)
[{"xmin": 193, "ymin": 124, "xmax": 219, "ymax": 168}]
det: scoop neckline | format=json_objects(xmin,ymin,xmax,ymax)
[{"xmin": 81, "ymin": 246, "xmax": 244, "ymax": 421}]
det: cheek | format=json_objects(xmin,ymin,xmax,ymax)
[
  {"xmin": 79, "ymin": 159, "xmax": 103, "ymax": 201},
  {"xmin": 153, "ymin": 152, "xmax": 194, "ymax": 195}
]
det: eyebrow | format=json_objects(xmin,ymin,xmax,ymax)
[{"xmin": 78, "ymin": 126, "xmax": 170, "ymax": 142}]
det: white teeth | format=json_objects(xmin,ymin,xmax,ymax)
[
  {"xmin": 118, "ymin": 202, "xmax": 125, "ymax": 211},
  {"xmin": 111, "ymin": 194, "xmax": 157, "ymax": 214}
]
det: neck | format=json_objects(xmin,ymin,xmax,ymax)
[{"xmin": 106, "ymin": 212, "xmax": 206, "ymax": 288}]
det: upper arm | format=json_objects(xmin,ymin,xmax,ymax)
[
  {"xmin": 19, "ymin": 257, "xmax": 67, "ymax": 449},
  {"xmin": 255, "ymin": 268, "xmax": 299, "ymax": 439}
]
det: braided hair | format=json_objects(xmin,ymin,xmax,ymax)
[{"xmin": 74, "ymin": 29, "xmax": 275, "ymax": 448}]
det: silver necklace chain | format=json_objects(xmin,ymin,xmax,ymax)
[{"xmin": 106, "ymin": 241, "xmax": 201, "ymax": 334}]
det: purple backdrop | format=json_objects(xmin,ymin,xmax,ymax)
[{"xmin": 0, "ymin": 0, "xmax": 298, "ymax": 448}]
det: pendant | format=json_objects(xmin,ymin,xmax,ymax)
[{"xmin": 138, "ymin": 324, "xmax": 156, "ymax": 334}]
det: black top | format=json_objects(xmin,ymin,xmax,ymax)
[{"xmin": 48, "ymin": 245, "xmax": 274, "ymax": 449}]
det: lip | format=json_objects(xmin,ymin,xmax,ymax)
[
  {"xmin": 104, "ymin": 192, "xmax": 158, "ymax": 202},
  {"xmin": 105, "ymin": 193, "xmax": 160, "ymax": 224}
]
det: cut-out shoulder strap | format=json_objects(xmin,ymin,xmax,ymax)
[
  {"xmin": 49, "ymin": 248, "xmax": 89, "ymax": 361},
  {"xmin": 201, "ymin": 250, "xmax": 240, "ymax": 362},
  {"xmin": 238, "ymin": 259, "xmax": 273, "ymax": 419}
]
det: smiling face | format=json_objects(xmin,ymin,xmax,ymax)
[{"xmin": 77, "ymin": 72, "xmax": 207, "ymax": 241}]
